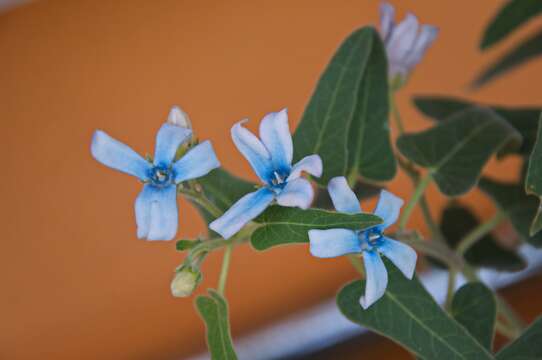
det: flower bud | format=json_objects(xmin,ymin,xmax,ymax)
[
  {"xmin": 167, "ymin": 105, "xmax": 192, "ymax": 129},
  {"xmin": 170, "ymin": 267, "xmax": 201, "ymax": 297}
]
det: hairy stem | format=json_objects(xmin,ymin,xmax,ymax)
[
  {"xmin": 218, "ymin": 244, "xmax": 233, "ymax": 295},
  {"xmin": 177, "ymin": 184, "xmax": 223, "ymax": 219},
  {"xmin": 456, "ymin": 211, "xmax": 505, "ymax": 255},
  {"xmin": 398, "ymin": 172, "xmax": 433, "ymax": 230}
]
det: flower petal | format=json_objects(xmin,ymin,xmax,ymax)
[
  {"xmin": 276, "ymin": 178, "xmax": 314, "ymax": 209},
  {"xmin": 386, "ymin": 13, "xmax": 419, "ymax": 72},
  {"xmin": 360, "ymin": 250, "xmax": 388, "ymax": 309},
  {"xmin": 153, "ymin": 123, "xmax": 192, "ymax": 166},
  {"xmin": 91, "ymin": 130, "xmax": 151, "ymax": 180},
  {"xmin": 378, "ymin": 236, "xmax": 417, "ymax": 279},
  {"xmin": 404, "ymin": 24, "xmax": 438, "ymax": 69},
  {"xmin": 259, "ymin": 109, "xmax": 293, "ymax": 172},
  {"xmin": 373, "ymin": 190, "xmax": 404, "ymax": 229},
  {"xmin": 287, "ymin": 154, "xmax": 323, "ymax": 181},
  {"xmin": 135, "ymin": 184, "xmax": 178, "ymax": 241},
  {"xmin": 231, "ymin": 120, "xmax": 274, "ymax": 183},
  {"xmin": 209, "ymin": 187, "xmax": 275, "ymax": 239},
  {"xmin": 327, "ymin": 176, "xmax": 361, "ymax": 214},
  {"xmin": 380, "ymin": 2, "xmax": 395, "ymax": 42},
  {"xmin": 309, "ymin": 228, "xmax": 360, "ymax": 258},
  {"xmin": 173, "ymin": 141, "xmax": 220, "ymax": 183}
]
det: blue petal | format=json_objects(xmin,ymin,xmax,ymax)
[
  {"xmin": 378, "ymin": 236, "xmax": 417, "ymax": 279},
  {"xmin": 380, "ymin": 2, "xmax": 395, "ymax": 41},
  {"xmin": 327, "ymin": 177, "xmax": 361, "ymax": 214},
  {"xmin": 405, "ymin": 24, "xmax": 438, "ymax": 69},
  {"xmin": 276, "ymin": 178, "xmax": 314, "ymax": 209},
  {"xmin": 231, "ymin": 120, "xmax": 274, "ymax": 183},
  {"xmin": 259, "ymin": 109, "xmax": 293, "ymax": 172},
  {"xmin": 153, "ymin": 123, "xmax": 192, "ymax": 166},
  {"xmin": 135, "ymin": 184, "xmax": 178, "ymax": 241},
  {"xmin": 173, "ymin": 141, "xmax": 220, "ymax": 183},
  {"xmin": 360, "ymin": 250, "xmax": 388, "ymax": 309},
  {"xmin": 287, "ymin": 154, "xmax": 323, "ymax": 181},
  {"xmin": 386, "ymin": 13, "xmax": 419, "ymax": 63},
  {"xmin": 209, "ymin": 187, "xmax": 275, "ymax": 239},
  {"xmin": 91, "ymin": 130, "xmax": 151, "ymax": 180},
  {"xmin": 373, "ymin": 190, "xmax": 404, "ymax": 229},
  {"xmin": 309, "ymin": 228, "xmax": 360, "ymax": 258}
]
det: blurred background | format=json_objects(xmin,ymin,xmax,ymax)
[{"xmin": 2, "ymin": 0, "xmax": 542, "ymax": 359}]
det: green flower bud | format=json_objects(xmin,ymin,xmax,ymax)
[{"xmin": 170, "ymin": 267, "xmax": 201, "ymax": 297}]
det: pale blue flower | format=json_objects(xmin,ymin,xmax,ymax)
[
  {"xmin": 91, "ymin": 107, "xmax": 220, "ymax": 241},
  {"xmin": 309, "ymin": 176, "xmax": 417, "ymax": 309},
  {"xmin": 379, "ymin": 2, "xmax": 438, "ymax": 81},
  {"xmin": 210, "ymin": 109, "xmax": 322, "ymax": 239}
]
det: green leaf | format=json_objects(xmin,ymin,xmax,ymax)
[
  {"xmin": 337, "ymin": 259, "xmax": 494, "ymax": 360},
  {"xmin": 451, "ymin": 282, "xmax": 496, "ymax": 350},
  {"xmin": 192, "ymin": 168, "xmax": 255, "ymax": 223},
  {"xmin": 479, "ymin": 177, "xmax": 542, "ymax": 247},
  {"xmin": 440, "ymin": 204, "xmax": 526, "ymax": 272},
  {"xmin": 176, "ymin": 239, "xmax": 201, "ymax": 251},
  {"xmin": 195, "ymin": 290, "xmax": 238, "ymax": 360},
  {"xmin": 525, "ymin": 115, "xmax": 542, "ymax": 235},
  {"xmin": 473, "ymin": 28, "xmax": 542, "ymax": 89},
  {"xmin": 347, "ymin": 28, "xmax": 396, "ymax": 182},
  {"xmin": 496, "ymin": 317, "xmax": 542, "ymax": 360},
  {"xmin": 250, "ymin": 205, "xmax": 381, "ymax": 250},
  {"xmin": 413, "ymin": 96, "xmax": 540, "ymax": 156},
  {"xmin": 293, "ymin": 26, "xmax": 395, "ymax": 184},
  {"xmin": 480, "ymin": 0, "xmax": 542, "ymax": 50},
  {"xmin": 397, "ymin": 107, "xmax": 521, "ymax": 196},
  {"xmin": 313, "ymin": 179, "xmax": 381, "ymax": 210}
]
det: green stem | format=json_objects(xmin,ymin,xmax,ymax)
[
  {"xmin": 395, "ymin": 231, "xmax": 463, "ymax": 270},
  {"xmin": 444, "ymin": 270, "xmax": 457, "ymax": 311},
  {"xmin": 217, "ymin": 244, "xmax": 232, "ymax": 295},
  {"xmin": 398, "ymin": 172, "xmax": 433, "ymax": 230},
  {"xmin": 178, "ymin": 185, "xmax": 222, "ymax": 219},
  {"xmin": 390, "ymin": 92, "xmax": 405, "ymax": 134},
  {"xmin": 348, "ymin": 254, "xmax": 365, "ymax": 276},
  {"xmin": 496, "ymin": 319, "xmax": 518, "ymax": 339},
  {"xmin": 496, "ymin": 295, "xmax": 525, "ymax": 337},
  {"xmin": 456, "ymin": 211, "xmax": 505, "ymax": 255}
]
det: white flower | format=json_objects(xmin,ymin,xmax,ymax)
[{"xmin": 380, "ymin": 2, "xmax": 438, "ymax": 84}]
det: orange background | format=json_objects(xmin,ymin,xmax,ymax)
[{"xmin": 2, "ymin": 0, "xmax": 541, "ymax": 359}]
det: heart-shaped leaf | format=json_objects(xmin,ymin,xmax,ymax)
[
  {"xmin": 525, "ymin": 115, "xmax": 542, "ymax": 235},
  {"xmin": 451, "ymin": 282, "xmax": 496, "ymax": 350},
  {"xmin": 337, "ymin": 259, "xmax": 494, "ymax": 359},
  {"xmin": 397, "ymin": 107, "xmax": 521, "ymax": 196},
  {"xmin": 479, "ymin": 177, "xmax": 542, "ymax": 247},
  {"xmin": 293, "ymin": 26, "xmax": 395, "ymax": 184},
  {"xmin": 413, "ymin": 96, "xmax": 540, "ymax": 157},
  {"xmin": 496, "ymin": 317, "xmax": 542, "ymax": 360},
  {"xmin": 250, "ymin": 205, "xmax": 381, "ymax": 250},
  {"xmin": 195, "ymin": 290, "xmax": 238, "ymax": 360}
]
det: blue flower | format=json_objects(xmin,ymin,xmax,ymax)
[
  {"xmin": 379, "ymin": 2, "xmax": 438, "ymax": 81},
  {"xmin": 309, "ymin": 176, "xmax": 417, "ymax": 309},
  {"xmin": 91, "ymin": 107, "xmax": 220, "ymax": 241},
  {"xmin": 210, "ymin": 109, "xmax": 322, "ymax": 239}
]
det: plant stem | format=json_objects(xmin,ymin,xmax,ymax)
[
  {"xmin": 398, "ymin": 172, "xmax": 433, "ymax": 230},
  {"xmin": 348, "ymin": 254, "xmax": 365, "ymax": 276},
  {"xmin": 456, "ymin": 211, "xmax": 505, "ymax": 255},
  {"xmin": 217, "ymin": 244, "xmax": 232, "ymax": 295},
  {"xmin": 396, "ymin": 230, "xmax": 463, "ymax": 270},
  {"xmin": 390, "ymin": 92, "xmax": 405, "ymax": 134},
  {"xmin": 444, "ymin": 270, "xmax": 456, "ymax": 311},
  {"xmin": 178, "ymin": 184, "xmax": 223, "ymax": 219},
  {"xmin": 496, "ymin": 295, "xmax": 525, "ymax": 337}
]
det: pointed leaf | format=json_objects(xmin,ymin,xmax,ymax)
[
  {"xmin": 293, "ymin": 26, "xmax": 395, "ymax": 184},
  {"xmin": 451, "ymin": 282, "xmax": 497, "ymax": 350},
  {"xmin": 337, "ymin": 259, "xmax": 494, "ymax": 360},
  {"xmin": 473, "ymin": 28, "xmax": 542, "ymax": 89},
  {"xmin": 479, "ymin": 177, "xmax": 542, "ymax": 247},
  {"xmin": 195, "ymin": 290, "xmax": 238, "ymax": 360},
  {"xmin": 480, "ymin": 0, "xmax": 542, "ymax": 50},
  {"xmin": 250, "ymin": 205, "xmax": 381, "ymax": 250},
  {"xmin": 347, "ymin": 28, "xmax": 396, "ymax": 182},
  {"xmin": 397, "ymin": 107, "xmax": 521, "ymax": 196},
  {"xmin": 413, "ymin": 96, "xmax": 540, "ymax": 156},
  {"xmin": 496, "ymin": 317, "xmax": 542, "ymax": 360},
  {"xmin": 525, "ymin": 115, "xmax": 542, "ymax": 235},
  {"xmin": 440, "ymin": 204, "xmax": 525, "ymax": 272}
]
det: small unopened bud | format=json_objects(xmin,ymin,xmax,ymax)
[
  {"xmin": 167, "ymin": 105, "xmax": 192, "ymax": 129},
  {"xmin": 170, "ymin": 267, "xmax": 201, "ymax": 297}
]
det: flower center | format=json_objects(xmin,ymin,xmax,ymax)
[
  {"xmin": 359, "ymin": 228, "xmax": 382, "ymax": 251},
  {"xmin": 149, "ymin": 165, "xmax": 173, "ymax": 187},
  {"xmin": 269, "ymin": 170, "xmax": 290, "ymax": 193}
]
